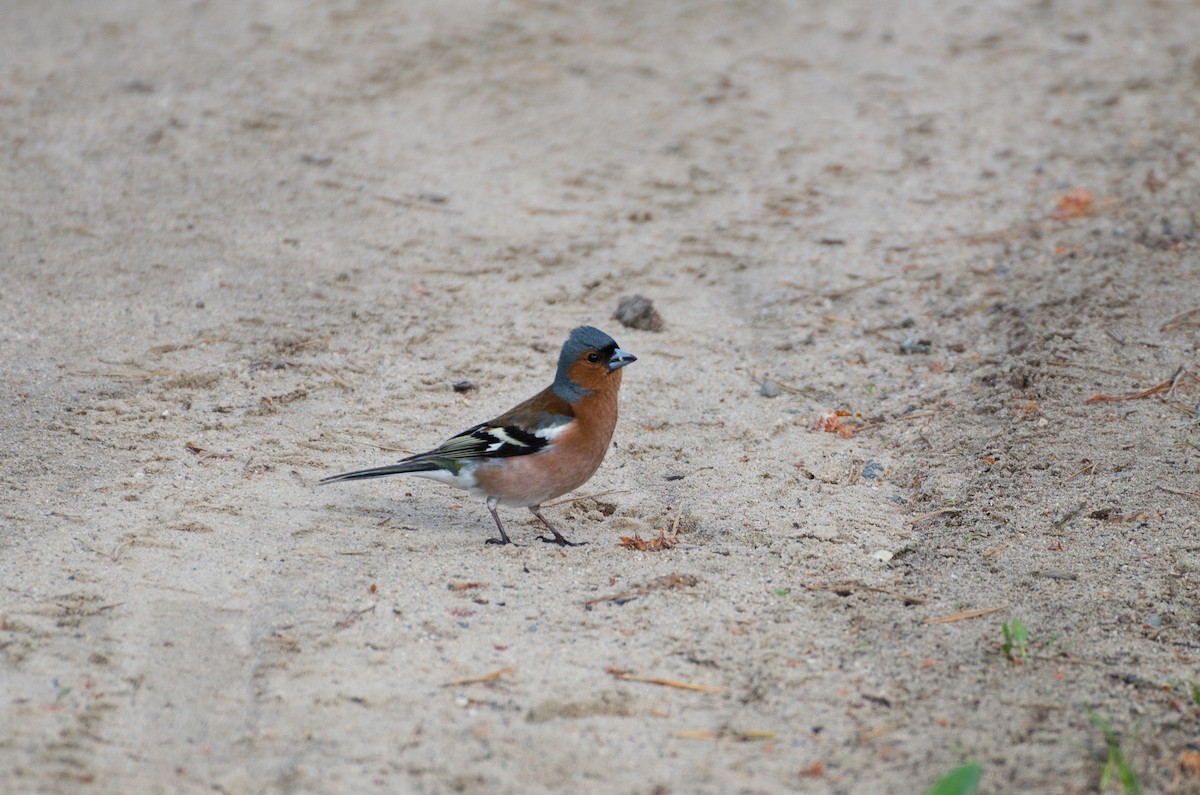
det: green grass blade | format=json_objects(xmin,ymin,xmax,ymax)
[{"xmin": 923, "ymin": 762, "xmax": 982, "ymax": 795}]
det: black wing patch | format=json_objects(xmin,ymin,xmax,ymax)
[{"xmin": 432, "ymin": 423, "xmax": 550, "ymax": 461}]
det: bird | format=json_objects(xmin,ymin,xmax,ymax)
[{"xmin": 319, "ymin": 326, "xmax": 637, "ymax": 546}]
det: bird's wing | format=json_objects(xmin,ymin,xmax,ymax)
[
  {"xmin": 431, "ymin": 421, "xmax": 550, "ymax": 460},
  {"xmin": 359, "ymin": 383, "xmax": 571, "ymax": 473},
  {"xmin": 428, "ymin": 387, "xmax": 576, "ymax": 462}
]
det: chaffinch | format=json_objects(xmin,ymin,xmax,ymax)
[{"xmin": 320, "ymin": 326, "xmax": 637, "ymax": 546}]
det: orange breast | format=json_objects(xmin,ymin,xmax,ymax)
[{"xmin": 473, "ymin": 395, "xmax": 618, "ymax": 506}]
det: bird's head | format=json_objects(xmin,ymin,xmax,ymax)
[{"xmin": 552, "ymin": 326, "xmax": 636, "ymax": 402}]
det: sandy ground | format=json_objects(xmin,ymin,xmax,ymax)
[{"xmin": 3, "ymin": 1, "xmax": 1200, "ymax": 793}]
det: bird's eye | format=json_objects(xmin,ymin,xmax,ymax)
[{"xmin": 586, "ymin": 352, "xmax": 600, "ymax": 363}]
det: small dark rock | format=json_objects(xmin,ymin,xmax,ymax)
[
  {"xmin": 452, "ymin": 381, "xmax": 476, "ymax": 393},
  {"xmin": 899, "ymin": 336, "xmax": 932, "ymax": 354},
  {"xmin": 612, "ymin": 294, "xmax": 665, "ymax": 332},
  {"xmin": 121, "ymin": 79, "xmax": 155, "ymax": 94},
  {"xmin": 861, "ymin": 460, "xmax": 885, "ymax": 480}
]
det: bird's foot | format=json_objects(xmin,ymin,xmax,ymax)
[
  {"xmin": 528, "ymin": 505, "xmax": 585, "ymax": 547},
  {"xmin": 485, "ymin": 536, "xmax": 517, "ymax": 546},
  {"xmin": 536, "ymin": 533, "xmax": 587, "ymax": 547}
]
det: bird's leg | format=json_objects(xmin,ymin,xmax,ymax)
[
  {"xmin": 484, "ymin": 496, "xmax": 516, "ymax": 546},
  {"xmin": 530, "ymin": 504, "xmax": 586, "ymax": 547}
]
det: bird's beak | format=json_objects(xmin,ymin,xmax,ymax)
[{"xmin": 608, "ymin": 348, "xmax": 637, "ymax": 371}]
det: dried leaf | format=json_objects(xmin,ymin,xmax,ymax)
[
  {"xmin": 1053, "ymin": 188, "xmax": 1093, "ymax": 220},
  {"xmin": 812, "ymin": 410, "xmax": 842, "ymax": 433},
  {"xmin": 617, "ymin": 529, "xmax": 681, "ymax": 551}
]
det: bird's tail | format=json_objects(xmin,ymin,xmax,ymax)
[{"xmin": 318, "ymin": 458, "xmax": 441, "ymax": 485}]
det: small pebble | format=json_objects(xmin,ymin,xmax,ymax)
[
  {"xmin": 899, "ymin": 336, "xmax": 932, "ymax": 355},
  {"xmin": 452, "ymin": 380, "xmax": 476, "ymax": 393},
  {"xmin": 1145, "ymin": 614, "xmax": 1161, "ymax": 628},
  {"xmin": 612, "ymin": 294, "xmax": 665, "ymax": 332},
  {"xmin": 759, "ymin": 380, "xmax": 781, "ymax": 398},
  {"xmin": 862, "ymin": 460, "xmax": 885, "ymax": 480}
]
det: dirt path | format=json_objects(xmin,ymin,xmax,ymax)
[{"xmin": 3, "ymin": 1, "xmax": 1199, "ymax": 792}]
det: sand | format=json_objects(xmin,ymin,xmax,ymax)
[{"xmin": 2, "ymin": 1, "xmax": 1199, "ymax": 792}]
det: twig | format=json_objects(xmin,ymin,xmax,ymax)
[
  {"xmin": 751, "ymin": 374, "xmax": 820, "ymax": 397},
  {"xmin": 334, "ymin": 604, "xmax": 375, "ymax": 629},
  {"xmin": 185, "ymin": 441, "xmax": 235, "ymax": 460},
  {"xmin": 1086, "ymin": 366, "xmax": 1192, "ymax": 403},
  {"xmin": 374, "ymin": 193, "xmax": 461, "ymax": 214},
  {"xmin": 1052, "ymin": 502, "xmax": 1087, "ymax": 529},
  {"xmin": 805, "ymin": 581, "xmax": 927, "ymax": 605},
  {"xmin": 584, "ymin": 574, "xmax": 698, "ymax": 608},
  {"xmin": 447, "ymin": 581, "xmax": 488, "ymax": 592},
  {"xmin": 605, "ymin": 666, "xmax": 723, "ymax": 693},
  {"xmin": 896, "ymin": 411, "xmax": 938, "ymax": 421},
  {"xmin": 71, "ymin": 369, "xmax": 177, "ymax": 379},
  {"xmin": 924, "ymin": 606, "xmax": 1006, "ymax": 624},
  {"xmin": 1161, "ymin": 307, "xmax": 1200, "ymax": 332},
  {"xmin": 1048, "ymin": 360, "xmax": 1155, "ymax": 379},
  {"xmin": 318, "ymin": 432, "xmax": 410, "ymax": 454},
  {"xmin": 823, "ymin": 276, "xmax": 894, "ymax": 301},
  {"xmin": 542, "ymin": 489, "xmax": 629, "ymax": 508},
  {"xmin": 443, "ymin": 667, "xmax": 516, "ymax": 687},
  {"xmin": 522, "ymin": 206, "xmax": 582, "ymax": 216},
  {"xmin": 1103, "ymin": 326, "xmax": 1126, "ymax": 345},
  {"xmin": 910, "ymin": 221, "xmax": 1045, "ymax": 249},
  {"xmin": 312, "ymin": 365, "xmax": 353, "ymax": 390},
  {"xmin": 910, "ymin": 506, "xmax": 964, "ymax": 524},
  {"xmin": 1062, "ymin": 462, "xmax": 1095, "ymax": 482},
  {"xmin": 293, "ymin": 337, "xmax": 333, "ymax": 349},
  {"xmin": 858, "ymin": 723, "xmax": 897, "ymax": 742},
  {"xmin": 585, "ymin": 588, "xmax": 651, "ymax": 608},
  {"xmin": 1167, "ymin": 365, "xmax": 1195, "ymax": 399},
  {"xmin": 1159, "ymin": 485, "xmax": 1200, "ymax": 501},
  {"xmin": 672, "ymin": 729, "xmax": 775, "ymax": 741},
  {"xmin": 1168, "ymin": 402, "xmax": 1199, "ymax": 419}
]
